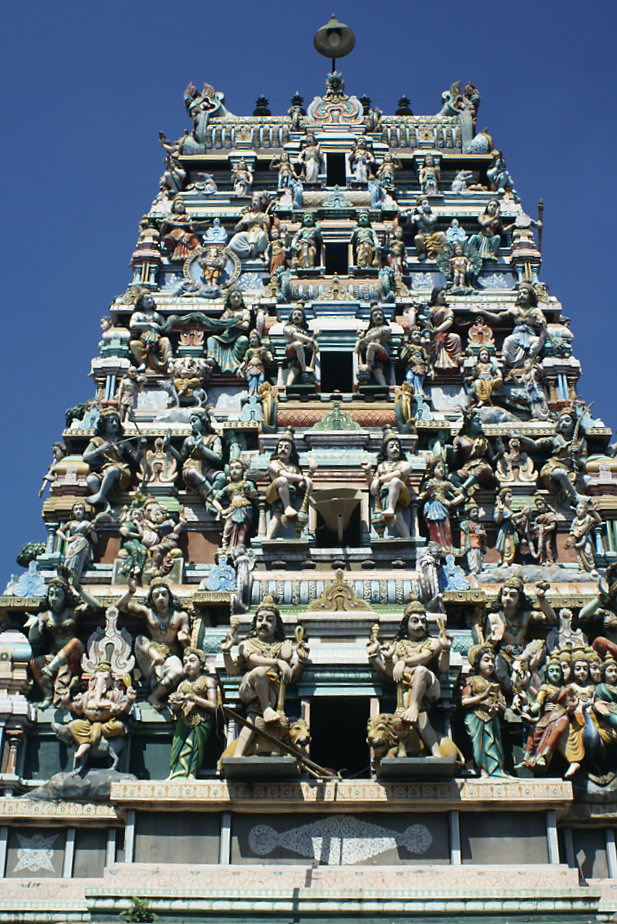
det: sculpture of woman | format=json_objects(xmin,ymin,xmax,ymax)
[
  {"xmin": 526, "ymin": 494, "xmax": 557, "ymax": 565},
  {"xmin": 165, "ymin": 408, "xmax": 226, "ymax": 507},
  {"xmin": 419, "ymin": 458, "xmax": 464, "ymax": 547},
  {"xmin": 231, "ymin": 158, "xmax": 253, "ymax": 197},
  {"xmin": 265, "ymin": 429, "xmax": 315, "ymax": 539},
  {"xmin": 478, "ymin": 284, "xmax": 547, "ymax": 373},
  {"xmin": 39, "ymin": 441, "xmax": 67, "ymax": 498},
  {"xmin": 426, "ymin": 288, "xmax": 463, "ymax": 370},
  {"xmin": 418, "ymin": 154, "xmax": 440, "ymax": 195},
  {"xmin": 408, "ymin": 199, "xmax": 447, "ymax": 260},
  {"xmin": 465, "ymin": 347, "xmax": 502, "ymax": 405},
  {"xmin": 566, "ymin": 499, "xmax": 601, "ymax": 572},
  {"xmin": 283, "ymin": 305, "xmax": 319, "ymax": 386},
  {"xmin": 211, "ymin": 459, "xmax": 258, "ymax": 552},
  {"xmin": 355, "ymin": 305, "xmax": 392, "ymax": 388},
  {"xmin": 83, "ymin": 409, "xmax": 144, "ymax": 510},
  {"xmin": 205, "ymin": 288, "xmax": 251, "ymax": 374},
  {"xmin": 239, "ymin": 330, "xmax": 274, "ymax": 394},
  {"xmin": 469, "ymin": 198, "xmax": 514, "ymax": 263},
  {"xmin": 270, "ymin": 151, "xmax": 296, "ymax": 188},
  {"xmin": 227, "ymin": 192, "xmax": 272, "ymax": 260},
  {"xmin": 349, "ymin": 138, "xmax": 376, "ymax": 184},
  {"xmin": 350, "ymin": 213, "xmax": 380, "ymax": 269},
  {"xmin": 376, "ymin": 151, "xmax": 401, "ymax": 192},
  {"xmin": 450, "ymin": 408, "xmax": 499, "ymax": 495},
  {"xmin": 400, "ymin": 326, "xmax": 432, "ymax": 395},
  {"xmin": 462, "ymin": 645, "xmax": 508, "ymax": 777},
  {"xmin": 290, "ymin": 213, "xmax": 322, "ymax": 269},
  {"xmin": 369, "ymin": 429, "xmax": 414, "ymax": 538},
  {"xmin": 168, "ymin": 648, "xmax": 220, "ymax": 779},
  {"xmin": 162, "ymin": 198, "xmax": 203, "ymax": 262},
  {"xmin": 296, "ymin": 132, "xmax": 322, "ymax": 183},
  {"xmin": 387, "ymin": 226, "xmax": 406, "ymax": 276},
  {"xmin": 57, "ymin": 502, "xmax": 103, "ymax": 584},
  {"xmin": 494, "ymin": 488, "xmax": 525, "ymax": 565},
  {"xmin": 128, "ymin": 293, "xmax": 173, "ymax": 373}
]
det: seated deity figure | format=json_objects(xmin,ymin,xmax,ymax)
[
  {"xmin": 129, "ymin": 293, "xmax": 173, "ymax": 373},
  {"xmin": 164, "ymin": 407, "xmax": 226, "ymax": 509},
  {"xmin": 83, "ymin": 408, "xmax": 145, "ymax": 511},
  {"xmin": 366, "ymin": 428, "xmax": 413, "ymax": 538},
  {"xmin": 227, "ymin": 192, "xmax": 272, "ymax": 260},
  {"xmin": 205, "ymin": 288, "xmax": 251, "ymax": 374},
  {"xmin": 367, "ymin": 602, "xmax": 452, "ymax": 757},
  {"xmin": 265, "ymin": 429, "xmax": 315, "ymax": 539},
  {"xmin": 283, "ymin": 304, "xmax": 319, "ymax": 386},
  {"xmin": 405, "ymin": 198, "xmax": 447, "ymax": 260},
  {"xmin": 118, "ymin": 576, "xmax": 190, "ymax": 709},
  {"xmin": 477, "ymin": 284, "xmax": 546, "ymax": 375},
  {"xmin": 355, "ymin": 304, "xmax": 392, "ymax": 388},
  {"xmin": 290, "ymin": 213, "xmax": 322, "ymax": 269},
  {"xmin": 221, "ymin": 597, "xmax": 309, "ymax": 757}
]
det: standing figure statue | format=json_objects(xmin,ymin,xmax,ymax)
[
  {"xmin": 270, "ymin": 151, "xmax": 297, "ymax": 189},
  {"xmin": 494, "ymin": 488, "xmax": 525, "ymax": 566},
  {"xmin": 418, "ymin": 154, "xmax": 440, "ymax": 195},
  {"xmin": 221, "ymin": 598, "xmax": 309, "ymax": 756},
  {"xmin": 376, "ymin": 151, "xmax": 401, "ymax": 193},
  {"xmin": 462, "ymin": 645, "xmax": 508, "ymax": 777},
  {"xmin": 283, "ymin": 304, "xmax": 319, "ymax": 386},
  {"xmin": 39, "ymin": 441, "xmax": 67, "ymax": 498},
  {"xmin": 168, "ymin": 648, "xmax": 220, "ymax": 779},
  {"xmin": 129, "ymin": 293, "xmax": 173, "ymax": 373},
  {"xmin": 164, "ymin": 408, "xmax": 226, "ymax": 508},
  {"xmin": 295, "ymin": 132, "xmax": 322, "ymax": 184},
  {"xmin": 367, "ymin": 602, "xmax": 452, "ymax": 756},
  {"xmin": 419, "ymin": 458, "xmax": 465, "ymax": 548},
  {"xmin": 83, "ymin": 409, "xmax": 145, "ymax": 511},
  {"xmin": 355, "ymin": 305, "xmax": 392, "ymax": 388},
  {"xmin": 211, "ymin": 459, "xmax": 258, "ymax": 552},
  {"xmin": 239, "ymin": 331, "xmax": 274, "ymax": 395},
  {"xmin": 162, "ymin": 198, "xmax": 205, "ymax": 262},
  {"xmin": 351, "ymin": 213, "xmax": 380, "ymax": 269},
  {"xmin": 400, "ymin": 326, "xmax": 432, "ymax": 395},
  {"xmin": 459, "ymin": 501, "xmax": 487, "ymax": 574},
  {"xmin": 566, "ymin": 499, "xmax": 601, "ymax": 573},
  {"xmin": 265, "ymin": 429, "xmax": 315, "ymax": 539},
  {"xmin": 118, "ymin": 577, "xmax": 190, "ymax": 709},
  {"xmin": 291, "ymin": 213, "xmax": 322, "ymax": 269},
  {"xmin": 231, "ymin": 158, "xmax": 253, "ymax": 197},
  {"xmin": 57, "ymin": 502, "xmax": 105, "ymax": 584},
  {"xmin": 366, "ymin": 429, "xmax": 414, "ymax": 538},
  {"xmin": 349, "ymin": 138, "xmax": 376, "ymax": 185}
]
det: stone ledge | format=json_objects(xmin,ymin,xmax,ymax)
[{"xmin": 0, "ymin": 798, "xmax": 122, "ymax": 824}]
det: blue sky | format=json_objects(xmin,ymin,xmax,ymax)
[{"xmin": 1, "ymin": 0, "xmax": 616, "ymax": 577}]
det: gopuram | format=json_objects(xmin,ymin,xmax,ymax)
[{"xmin": 2, "ymin": 16, "xmax": 617, "ymax": 923}]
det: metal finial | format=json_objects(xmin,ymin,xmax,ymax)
[{"xmin": 313, "ymin": 14, "xmax": 355, "ymax": 72}]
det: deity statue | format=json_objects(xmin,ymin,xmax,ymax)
[
  {"xmin": 518, "ymin": 359, "xmax": 550, "ymax": 420},
  {"xmin": 227, "ymin": 192, "xmax": 272, "ymax": 260},
  {"xmin": 525, "ymin": 493, "xmax": 557, "ymax": 565},
  {"xmin": 355, "ymin": 304, "xmax": 392, "ymax": 388},
  {"xmin": 211, "ymin": 459, "xmax": 258, "ymax": 552},
  {"xmin": 399, "ymin": 325, "xmax": 432, "ymax": 395},
  {"xmin": 482, "ymin": 576, "xmax": 549, "ymax": 691},
  {"xmin": 478, "ymin": 284, "xmax": 547, "ymax": 374},
  {"xmin": 267, "ymin": 228, "xmax": 287, "ymax": 275},
  {"xmin": 461, "ymin": 645, "xmax": 508, "ymax": 777},
  {"xmin": 54, "ymin": 662, "xmax": 136, "ymax": 772},
  {"xmin": 349, "ymin": 138, "xmax": 376, "ymax": 184},
  {"xmin": 231, "ymin": 158, "xmax": 253, "ymax": 197},
  {"xmin": 265, "ymin": 429, "xmax": 315, "ymax": 539},
  {"xmin": 496, "ymin": 439, "xmax": 537, "ymax": 485},
  {"xmin": 290, "ymin": 213, "xmax": 322, "ymax": 269},
  {"xmin": 468, "ymin": 199, "xmax": 512, "ymax": 262},
  {"xmin": 239, "ymin": 330, "xmax": 274, "ymax": 395},
  {"xmin": 39, "ymin": 441, "xmax": 67, "ymax": 498},
  {"xmin": 57, "ymin": 503, "xmax": 105, "ymax": 584},
  {"xmin": 205, "ymin": 288, "xmax": 251, "ymax": 374},
  {"xmin": 116, "ymin": 367, "xmax": 146, "ymax": 423},
  {"xmin": 158, "ymin": 132, "xmax": 187, "ymax": 194},
  {"xmin": 26, "ymin": 568, "xmax": 100, "ymax": 706},
  {"xmin": 366, "ymin": 428, "xmax": 414, "ymax": 538},
  {"xmin": 565, "ymin": 498, "xmax": 601, "ymax": 572},
  {"xmin": 83, "ymin": 409, "xmax": 145, "ymax": 511},
  {"xmin": 425, "ymin": 288, "xmax": 463, "ymax": 370},
  {"xmin": 164, "ymin": 408, "xmax": 226, "ymax": 508},
  {"xmin": 221, "ymin": 599, "xmax": 309, "ymax": 756},
  {"xmin": 171, "ymin": 355, "xmax": 209, "ymax": 406},
  {"xmin": 183, "ymin": 82, "xmax": 219, "ymax": 147},
  {"xmin": 459, "ymin": 501, "xmax": 487, "ymax": 574},
  {"xmin": 128, "ymin": 293, "xmax": 173, "ymax": 374},
  {"xmin": 350, "ymin": 213, "xmax": 380, "ymax": 269},
  {"xmin": 406, "ymin": 198, "xmax": 447, "ymax": 260},
  {"xmin": 465, "ymin": 346, "xmax": 502, "ymax": 406},
  {"xmin": 119, "ymin": 498, "xmax": 186, "ymax": 581},
  {"xmin": 161, "ymin": 198, "xmax": 204, "ymax": 262},
  {"xmin": 515, "ymin": 655, "xmax": 565, "ymax": 771},
  {"xmin": 419, "ymin": 458, "xmax": 465, "ymax": 548},
  {"xmin": 269, "ymin": 151, "xmax": 297, "ymax": 188},
  {"xmin": 386, "ymin": 225, "xmax": 407, "ymax": 276},
  {"xmin": 376, "ymin": 151, "xmax": 401, "ymax": 192},
  {"xmin": 367, "ymin": 603, "xmax": 452, "ymax": 756},
  {"xmin": 283, "ymin": 304, "xmax": 319, "ymax": 386},
  {"xmin": 446, "ymin": 218, "xmax": 467, "ymax": 244},
  {"xmin": 295, "ymin": 132, "xmax": 322, "ymax": 184},
  {"xmin": 118, "ymin": 577, "xmax": 191, "ymax": 708},
  {"xmin": 487, "ymin": 150, "xmax": 518, "ymax": 199},
  {"xmin": 168, "ymin": 648, "xmax": 220, "ymax": 779},
  {"xmin": 518, "ymin": 404, "xmax": 588, "ymax": 507},
  {"xmin": 493, "ymin": 488, "xmax": 526, "ymax": 565},
  {"xmin": 138, "ymin": 437, "xmax": 178, "ymax": 487},
  {"xmin": 418, "ymin": 154, "xmax": 440, "ymax": 195}
]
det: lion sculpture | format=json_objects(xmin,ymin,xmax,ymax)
[
  {"xmin": 367, "ymin": 713, "xmax": 463, "ymax": 771},
  {"xmin": 217, "ymin": 717, "xmax": 310, "ymax": 771}
]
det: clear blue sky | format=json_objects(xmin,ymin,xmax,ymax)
[{"xmin": 1, "ymin": 0, "xmax": 616, "ymax": 577}]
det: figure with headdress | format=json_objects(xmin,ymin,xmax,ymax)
[
  {"xmin": 231, "ymin": 158, "xmax": 253, "ymax": 197},
  {"xmin": 367, "ymin": 428, "xmax": 414, "ymax": 538},
  {"xmin": 493, "ymin": 488, "xmax": 526, "ymax": 566},
  {"xmin": 566, "ymin": 498, "xmax": 601, "ymax": 573},
  {"xmin": 355, "ymin": 305, "xmax": 392, "ymax": 388},
  {"xmin": 525, "ymin": 493, "xmax": 557, "ymax": 565},
  {"xmin": 164, "ymin": 407, "xmax": 225, "ymax": 509},
  {"xmin": 283, "ymin": 304, "xmax": 319, "ymax": 386},
  {"xmin": 418, "ymin": 154, "xmax": 440, "ymax": 196},
  {"xmin": 128, "ymin": 293, "xmax": 173, "ymax": 373},
  {"xmin": 482, "ymin": 576, "xmax": 548, "ymax": 693},
  {"xmin": 205, "ymin": 288, "xmax": 251, "ymax": 375},
  {"xmin": 221, "ymin": 598, "xmax": 309, "ymax": 757},
  {"xmin": 227, "ymin": 192, "xmax": 272, "ymax": 260},
  {"xmin": 265, "ymin": 429, "xmax": 315, "ymax": 539},
  {"xmin": 459, "ymin": 501, "xmax": 487, "ymax": 574},
  {"xmin": 83, "ymin": 408, "xmax": 145, "ymax": 511},
  {"xmin": 211, "ymin": 459, "xmax": 258, "ymax": 552},
  {"xmin": 26, "ymin": 568, "xmax": 101, "ymax": 706},
  {"xmin": 168, "ymin": 648, "xmax": 221, "ymax": 779},
  {"xmin": 419, "ymin": 457, "xmax": 465, "ymax": 548},
  {"xmin": 290, "ymin": 213, "xmax": 322, "ymax": 269},
  {"xmin": 461, "ymin": 645, "xmax": 508, "ymax": 777},
  {"xmin": 367, "ymin": 602, "xmax": 451, "ymax": 754},
  {"xmin": 405, "ymin": 199, "xmax": 447, "ymax": 261},
  {"xmin": 425, "ymin": 288, "xmax": 463, "ymax": 370},
  {"xmin": 515, "ymin": 655, "xmax": 565, "ymax": 771},
  {"xmin": 477, "ymin": 284, "xmax": 546, "ymax": 375},
  {"xmin": 351, "ymin": 213, "xmax": 380, "ymax": 269},
  {"xmin": 118, "ymin": 576, "xmax": 190, "ymax": 709},
  {"xmin": 239, "ymin": 331, "xmax": 274, "ymax": 395},
  {"xmin": 517, "ymin": 404, "xmax": 588, "ymax": 508},
  {"xmin": 57, "ymin": 502, "xmax": 106, "ymax": 584}
]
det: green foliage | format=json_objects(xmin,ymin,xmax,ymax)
[
  {"xmin": 120, "ymin": 897, "xmax": 158, "ymax": 923},
  {"xmin": 65, "ymin": 402, "xmax": 90, "ymax": 428},
  {"xmin": 16, "ymin": 542, "xmax": 46, "ymax": 567}
]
